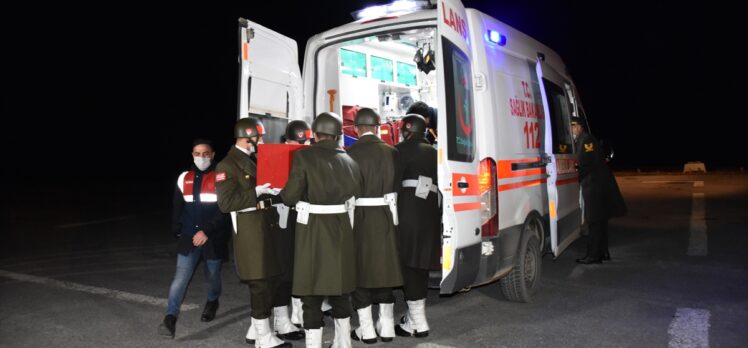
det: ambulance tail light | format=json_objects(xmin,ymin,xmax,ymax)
[{"xmin": 479, "ymin": 158, "xmax": 499, "ymax": 237}]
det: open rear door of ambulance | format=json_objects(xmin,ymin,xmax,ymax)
[
  {"xmin": 437, "ymin": 0, "xmax": 483, "ymax": 294},
  {"xmin": 536, "ymin": 59, "xmax": 578, "ymax": 257},
  {"xmin": 238, "ymin": 18, "xmax": 303, "ymax": 141}
]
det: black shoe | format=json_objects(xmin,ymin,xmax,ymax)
[
  {"xmin": 576, "ymin": 256, "xmax": 603, "ymax": 264},
  {"xmin": 245, "ymin": 338, "xmax": 254, "ymax": 344},
  {"xmin": 158, "ymin": 315, "xmax": 176, "ymax": 338},
  {"xmin": 380, "ymin": 336, "xmax": 393, "ymax": 342},
  {"xmin": 602, "ymin": 252, "xmax": 611, "ymax": 261},
  {"xmin": 201, "ymin": 300, "xmax": 219, "ymax": 322},
  {"xmin": 278, "ymin": 330, "xmax": 305, "ymax": 340},
  {"xmin": 351, "ymin": 330, "xmax": 377, "ymax": 344}
]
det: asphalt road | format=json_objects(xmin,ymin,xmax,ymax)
[{"xmin": 2, "ymin": 174, "xmax": 747, "ymax": 347}]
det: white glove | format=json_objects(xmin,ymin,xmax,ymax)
[{"xmin": 255, "ymin": 183, "xmax": 274, "ymax": 196}]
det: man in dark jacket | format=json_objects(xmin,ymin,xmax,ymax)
[
  {"xmin": 347, "ymin": 108, "xmax": 403, "ymax": 344},
  {"xmin": 572, "ymin": 116, "xmax": 627, "ymax": 264},
  {"xmin": 215, "ymin": 117, "xmax": 292, "ymax": 348},
  {"xmin": 280, "ymin": 112, "xmax": 362, "ymax": 348},
  {"xmin": 394, "ymin": 114, "xmax": 440, "ymax": 339},
  {"xmin": 158, "ymin": 139, "xmax": 231, "ymax": 339}
]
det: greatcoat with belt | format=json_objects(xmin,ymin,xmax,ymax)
[
  {"xmin": 215, "ymin": 146, "xmax": 282, "ymax": 281},
  {"xmin": 280, "ymin": 139, "xmax": 363, "ymax": 296},
  {"xmin": 346, "ymin": 134, "xmax": 404, "ymax": 288}
]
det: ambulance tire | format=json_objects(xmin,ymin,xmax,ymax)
[{"xmin": 500, "ymin": 221, "xmax": 542, "ymax": 303}]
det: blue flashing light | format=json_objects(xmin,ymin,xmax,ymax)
[{"xmin": 487, "ymin": 30, "xmax": 507, "ymax": 46}]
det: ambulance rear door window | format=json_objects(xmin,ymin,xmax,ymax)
[
  {"xmin": 442, "ymin": 37, "xmax": 475, "ymax": 162},
  {"xmin": 543, "ymin": 79, "xmax": 573, "ymax": 154}
]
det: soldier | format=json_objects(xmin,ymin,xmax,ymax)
[
  {"xmin": 279, "ymin": 112, "xmax": 362, "ymax": 348},
  {"xmin": 571, "ymin": 116, "xmax": 626, "ymax": 264},
  {"xmin": 277, "ymin": 121, "xmax": 335, "ymax": 328},
  {"xmin": 394, "ymin": 114, "xmax": 440, "ymax": 339},
  {"xmin": 406, "ymin": 101, "xmax": 438, "ymax": 145},
  {"xmin": 346, "ymin": 108, "xmax": 403, "ymax": 344},
  {"xmin": 215, "ymin": 117, "xmax": 292, "ymax": 348},
  {"xmin": 279, "ymin": 120, "xmax": 310, "ymax": 329}
]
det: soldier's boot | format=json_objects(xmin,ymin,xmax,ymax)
[
  {"xmin": 273, "ymin": 306, "xmax": 305, "ymax": 340},
  {"xmin": 253, "ymin": 317, "xmax": 291, "ymax": 348},
  {"xmin": 331, "ymin": 317, "xmax": 352, "ymax": 348},
  {"xmin": 291, "ymin": 297, "xmax": 304, "ymax": 328},
  {"xmin": 245, "ymin": 319, "xmax": 257, "ymax": 344},
  {"xmin": 305, "ymin": 328, "xmax": 323, "ymax": 348},
  {"xmin": 395, "ymin": 299, "xmax": 429, "ymax": 338},
  {"xmin": 350, "ymin": 305, "xmax": 377, "ymax": 344},
  {"xmin": 375, "ymin": 303, "xmax": 395, "ymax": 342}
]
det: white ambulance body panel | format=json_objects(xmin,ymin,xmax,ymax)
[{"xmin": 237, "ymin": 0, "xmax": 584, "ymax": 299}]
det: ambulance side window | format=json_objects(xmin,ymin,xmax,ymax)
[
  {"xmin": 442, "ymin": 37, "xmax": 475, "ymax": 162},
  {"xmin": 542, "ymin": 79, "xmax": 573, "ymax": 154}
]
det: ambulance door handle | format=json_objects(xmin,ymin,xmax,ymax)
[{"xmin": 457, "ymin": 182, "xmax": 469, "ymax": 188}]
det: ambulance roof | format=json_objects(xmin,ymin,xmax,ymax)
[{"xmin": 312, "ymin": 6, "xmax": 568, "ymax": 80}]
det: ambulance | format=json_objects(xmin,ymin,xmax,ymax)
[{"xmin": 239, "ymin": 0, "xmax": 585, "ymax": 302}]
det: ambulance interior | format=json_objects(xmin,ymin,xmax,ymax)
[{"xmin": 321, "ymin": 28, "xmax": 438, "ymax": 146}]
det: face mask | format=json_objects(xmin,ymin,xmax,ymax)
[{"xmin": 194, "ymin": 156, "xmax": 211, "ymax": 171}]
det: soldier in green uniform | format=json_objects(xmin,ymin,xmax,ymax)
[
  {"xmin": 571, "ymin": 116, "xmax": 626, "ymax": 264},
  {"xmin": 215, "ymin": 117, "xmax": 292, "ymax": 348},
  {"xmin": 279, "ymin": 112, "xmax": 362, "ymax": 348},
  {"xmin": 277, "ymin": 120, "xmax": 311, "ymax": 330},
  {"xmin": 346, "ymin": 108, "xmax": 403, "ymax": 344},
  {"xmin": 394, "ymin": 114, "xmax": 440, "ymax": 339}
]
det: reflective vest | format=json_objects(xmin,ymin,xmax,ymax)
[{"xmin": 177, "ymin": 171, "xmax": 218, "ymax": 203}]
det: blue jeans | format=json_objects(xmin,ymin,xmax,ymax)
[{"xmin": 166, "ymin": 247, "xmax": 222, "ymax": 317}]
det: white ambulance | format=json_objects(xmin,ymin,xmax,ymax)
[{"xmin": 239, "ymin": 0, "xmax": 585, "ymax": 301}]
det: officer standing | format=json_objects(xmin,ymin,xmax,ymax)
[
  {"xmin": 346, "ymin": 108, "xmax": 403, "ymax": 344},
  {"xmin": 158, "ymin": 139, "xmax": 231, "ymax": 339},
  {"xmin": 215, "ymin": 117, "xmax": 292, "ymax": 348},
  {"xmin": 571, "ymin": 116, "xmax": 626, "ymax": 264},
  {"xmin": 394, "ymin": 114, "xmax": 440, "ymax": 338},
  {"xmin": 279, "ymin": 112, "xmax": 362, "ymax": 348},
  {"xmin": 276, "ymin": 120, "xmax": 311, "ymax": 331}
]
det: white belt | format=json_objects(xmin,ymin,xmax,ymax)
[
  {"xmin": 355, "ymin": 192, "xmax": 399, "ymax": 225},
  {"xmin": 232, "ymin": 204, "xmax": 291, "ymax": 233},
  {"xmin": 402, "ymin": 179, "xmax": 438, "ymax": 193},
  {"xmin": 402, "ymin": 177, "xmax": 441, "ymax": 207},
  {"xmin": 296, "ymin": 197, "xmax": 356, "ymax": 228}
]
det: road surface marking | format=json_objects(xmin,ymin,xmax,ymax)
[
  {"xmin": 668, "ymin": 308, "xmax": 710, "ymax": 348},
  {"xmin": 415, "ymin": 344, "xmax": 457, "ymax": 348},
  {"xmin": 689, "ymin": 193, "xmax": 707, "ymax": 256},
  {"xmin": 0, "ymin": 269, "xmax": 198, "ymax": 311}
]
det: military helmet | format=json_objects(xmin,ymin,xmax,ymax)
[
  {"xmin": 400, "ymin": 114, "xmax": 427, "ymax": 134},
  {"xmin": 354, "ymin": 108, "xmax": 380, "ymax": 126},
  {"xmin": 234, "ymin": 117, "xmax": 265, "ymax": 138},
  {"xmin": 312, "ymin": 112, "xmax": 343, "ymax": 136},
  {"xmin": 570, "ymin": 116, "xmax": 583, "ymax": 126},
  {"xmin": 285, "ymin": 120, "xmax": 311, "ymax": 143}
]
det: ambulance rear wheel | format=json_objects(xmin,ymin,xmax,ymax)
[{"xmin": 500, "ymin": 222, "xmax": 542, "ymax": 303}]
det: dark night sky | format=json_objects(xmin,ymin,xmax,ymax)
[{"xmin": 5, "ymin": 1, "xmax": 744, "ymax": 189}]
